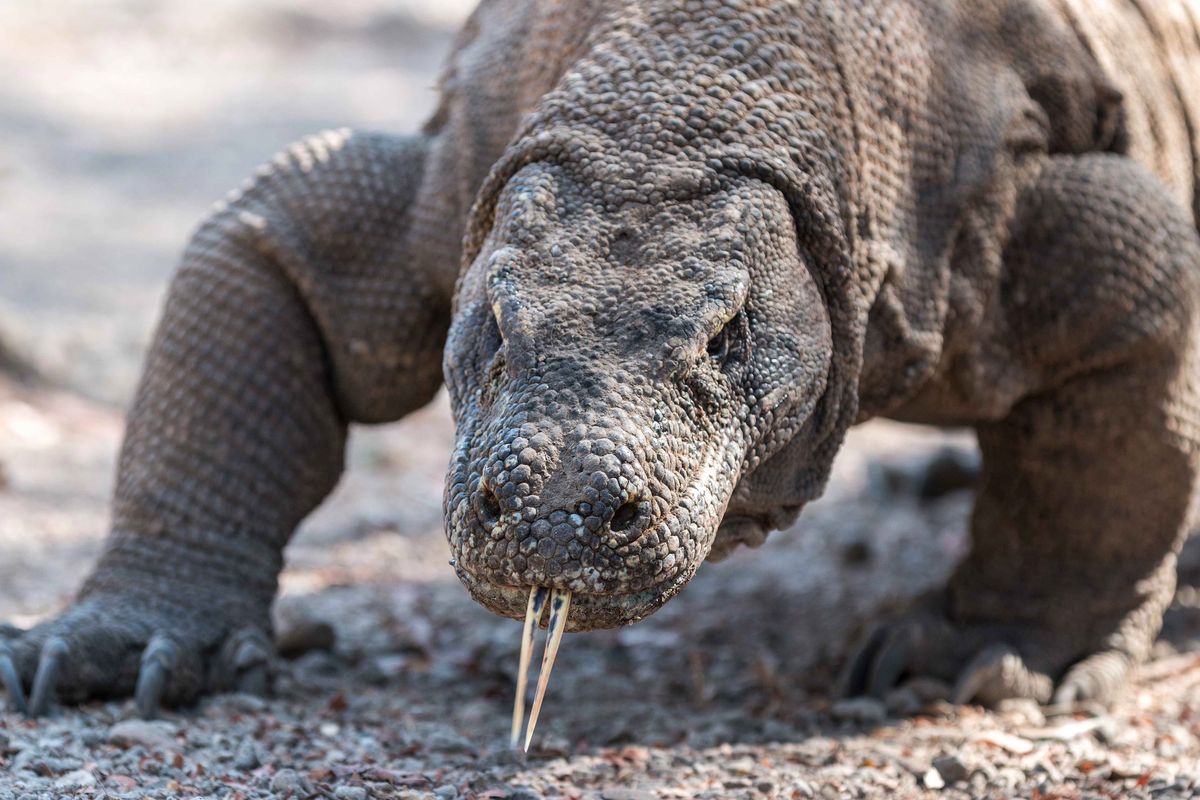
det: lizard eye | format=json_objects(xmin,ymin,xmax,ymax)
[{"xmin": 706, "ymin": 311, "xmax": 742, "ymax": 367}]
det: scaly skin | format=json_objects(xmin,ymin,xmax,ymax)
[{"xmin": 3, "ymin": 0, "xmax": 1199, "ymax": 715}]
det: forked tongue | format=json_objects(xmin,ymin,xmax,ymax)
[{"xmin": 510, "ymin": 586, "xmax": 572, "ymax": 753}]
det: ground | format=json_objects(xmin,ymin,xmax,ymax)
[{"xmin": 1, "ymin": 2, "xmax": 1199, "ymax": 799}]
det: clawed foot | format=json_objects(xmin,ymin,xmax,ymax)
[
  {"xmin": 842, "ymin": 597, "xmax": 1135, "ymax": 708},
  {"xmin": 0, "ymin": 594, "xmax": 274, "ymax": 718}
]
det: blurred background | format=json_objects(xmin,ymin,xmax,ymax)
[
  {"xmin": 0, "ymin": 0, "xmax": 486, "ymax": 624},
  {"xmin": 0, "ymin": 0, "xmax": 473, "ymax": 403}
]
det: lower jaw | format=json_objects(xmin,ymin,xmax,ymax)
[{"xmin": 453, "ymin": 566, "xmax": 695, "ymax": 631}]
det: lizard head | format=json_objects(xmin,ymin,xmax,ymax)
[{"xmin": 443, "ymin": 155, "xmax": 836, "ymax": 631}]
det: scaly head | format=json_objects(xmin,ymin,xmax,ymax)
[{"xmin": 443, "ymin": 149, "xmax": 836, "ymax": 631}]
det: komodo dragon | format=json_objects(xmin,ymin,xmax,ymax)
[{"xmin": 3, "ymin": 0, "xmax": 1200, "ymax": 724}]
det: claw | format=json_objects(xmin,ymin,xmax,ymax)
[
  {"xmin": 135, "ymin": 635, "xmax": 179, "ymax": 719},
  {"xmin": 28, "ymin": 636, "xmax": 68, "ymax": 717},
  {"xmin": 524, "ymin": 588, "xmax": 571, "ymax": 753},
  {"xmin": 511, "ymin": 586, "xmax": 548, "ymax": 749},
  {"xmin": 867, "ymin": 626, "xmax": 913, "ymax": 699},
  {"xmin": 841, "ymin": 626, "xmax": 886, "ymax": 697},
  {"xmin": 232, "ymin": 632, "xmax": 272, "ymax": 697},
  {"xmin": 0, "ymin": 643, "xmax": 27, "ymax": 716}
]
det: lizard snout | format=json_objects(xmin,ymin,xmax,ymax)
[{"xmin": 460, "ymin": 419, "xmax": 667, "ymax": 593}]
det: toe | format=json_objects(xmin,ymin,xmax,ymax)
[
  {"xmin": 0, "ymin": 641, "xmax": 28, "ymax": 715},
  {"xmin": 28, "ymin": 636, "xmax": 69, "ymax": 717},
  {"xmin": 1053, "ymin": 650, "xmax": 1132, "ymax": 706},
  {"xmin": 952, "ymin": 643, "xmax": 1052, "ymax": 706},
  {"xmin": 213, "ymin": 627, "xmax": 274, "ymax": 696},
  {"xmin": 866, "ymin": 623, "xmax": 916, "ymax": 699},
  {"xmin": 841, "ymin": 625, "xmax": 888, "ymax": 697},
  {"xmin": 135, "ymin": 635, "xmax": 180, "ymax": 719}
]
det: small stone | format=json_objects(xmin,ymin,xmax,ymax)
[
  {"xmin": 789, "ymin": 780, "xmax": 815, "ymax": 799},
  {"xmin": 274, "ymin": 614, "xmax": 336, "ymax": 658},
  {"xmin": 932, "ymin": 754, "xmax": 970, "ymax": 784},
  {"xmin": 433, "ymin": 786, "xmax": 458, "ymax": 800},
  {"xmin": 922, "ymin": 768, "xmax": 945, "ymax": 790},
  {"xmin": 270, "ymin": 768, "xmax": 311, "ymax": 796},
  {"xmin": 507, "ymin": 789, "xmax": 543, "ymax": 800},
  {"xmin": 107, "ymin": 719, "xmax": 178, "ymax": 750},
  {"xmin": 830, "ymin": 697, "xmax": 886, "ymax": 723},
  {"xmin": 221, "ymin": 692, "xmax": 269, "ymax": 713},
  {"xmin": 334, "ymin": 787, "xmax": 369, "ymax": 800},
  {"xmin": 38, "ymin": 756, "xmax": 83, "ymax": 774},
  {"xmin": 424, "ymin": 729, "xmax": 474, "ymax": 753},
  {"xmin": 233, "ymin": 738, "xmax": 260, "ymax": 771},
  {"xmin": 601, "ymin": 790, "xmax": 656, "ymax": 800},
  {"xmin": 971, "ymin": 729, "xmax": 1035, "ymax": 755},
  {"xmin": 79, "ymin": 729, "xmax": 106, "ymax": 747},
  {"xmin": 54, "ymin": 768, "xmax": 97, "ymax": 790},
  {"xmin": 107, "ymin": 775, "xmax": 139, "ymax": 791}
]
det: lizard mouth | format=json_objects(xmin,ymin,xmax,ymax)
[{"xmin": 452, "ymin": 565, "xmax": 692, "ymax": 631}]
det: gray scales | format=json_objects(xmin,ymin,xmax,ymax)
[{"xmin": 2, "ymin": 0, "xmax": 1199, "ymax": 731}]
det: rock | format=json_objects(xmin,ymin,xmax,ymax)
[
  {"xmin": 788, "ymin": 780, "xmax": 815, "ymax": 798},
  {"xmin": 830, "ymin": 697, "xmax": 887, "ymax": 724},
  {"xmin": 507, "ymin": 789, "xmax": 543, "ymax": 800},
  {"xmin": 233, "ymin": 738, "xmax": 260, "ymax": 771},
  {"xmin": 932, "ymin": 754, "xmax": 970, "ymax": 784},
  {"xmin": 433, "ymin": 786, "xmax": 458, "ymax": 800},
  {"xmin": 79, "ymin": 729, "xmax": 106, "ymax": 747},
  {"xmin": 107, "ymin": 719, "xmax": 178, "ymax": 750},
  {"xmin": 275, "ymin": 612, "xmax": 336, "ymax": 659},
  {"xmin": 1020, "ymin": 717, "xmax": 1107, "ymax": 742},
  {"xmin": 971, "ymin": 730, "xmax": 1035, "ymax": 755},
  {"xmin": 37, "ymin": 756, "xmax": 83, "ymax": 774},
  {"xmin": 107, "ymin": 775, "xmax": 139, "ymax": 791},
  {"xmin": 601, "ymin": 790, "xmax": 657, "ymax": 800},
  {"xmin": 424, "ymin": 729, "xmax": 474, "ymax": 753},
  {"xmin": 334, "ymin": 787, "xmax": 369, "ymax": 800},
  {"xmin": 54, "ymin": 769, "xmax": 97, "ymax": 790},
  {"xmin": 270, "ymin": 768, "xmax": 311, "ymax": 796},
  {"xmin": 922, "ymin": 768, "xmax": 945, "ymax": 790}
]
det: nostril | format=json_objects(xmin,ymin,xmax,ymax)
[
  {"xmin": 476, "ymin": 484, "xmax": 502, "ymax": 528},
  {"xmin": 610, "ymin": 501, "xmax": 640, "ymax": 533}
]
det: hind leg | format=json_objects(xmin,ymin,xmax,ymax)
[{"xmin": 847, "ymin": 154, "xmax": 1200, "ymax": 705}]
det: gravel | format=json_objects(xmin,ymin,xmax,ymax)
[{"xmin": 2, "ymin": 2, "xmax": 1200, "ymax": 798}]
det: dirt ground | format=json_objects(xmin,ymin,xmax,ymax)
[{"xmin": 1, "ymin": 2, "xmax": 1199, "ymax": 799}]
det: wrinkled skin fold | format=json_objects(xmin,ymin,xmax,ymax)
[{"xmin": 2, "ymin": 0, "xmax": 1199, "ymax": 717}]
